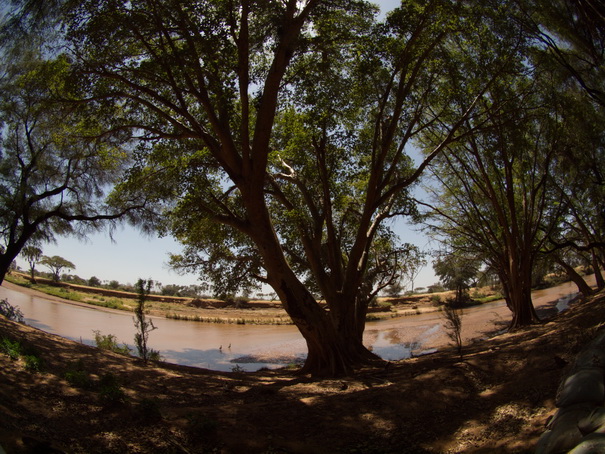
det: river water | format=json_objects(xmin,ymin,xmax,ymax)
[{"xmin": 0, "ymin": 279, "xmax": 588, "ymax": 372}]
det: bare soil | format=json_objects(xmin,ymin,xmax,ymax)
[{"xmin": 1, "ymin": 283, "xmax": 604, "ymax": 453}]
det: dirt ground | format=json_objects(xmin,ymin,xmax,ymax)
[{"xmin": 1, "ymin": 286, "xmax": 604, "ymax": 453}]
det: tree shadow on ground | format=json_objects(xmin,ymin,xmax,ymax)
[{"xmin": 1, "ymin": 290, "xmax": 604, "ymax": 453}]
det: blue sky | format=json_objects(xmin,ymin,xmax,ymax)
[{"xmin": 14, "ymin": 0, "xmax": 439, "ymax": 293}]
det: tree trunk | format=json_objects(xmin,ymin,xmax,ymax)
[
  {"xmin": 246, "ymin": 197, "xmax": 381, "ymax": 376},
  {"xmin": 0, "ymin": 256, "xmax": 10, "ymax": 285},
  {"xmin": 501, "ymin": 256, "xmax": 540, "ymax": 330},
  {"xmin": 0, "ymin": 226, "xmax": 36, "ymax": 286},
  {"xmin": 272, "ymin": 272, "xmax": 381, "ymax": 376},
  {"xmin": 0, "ymin": 244, "xmax": 25, "ymax": 285},
  {"xmin": 555, "ymin": 257, "xmax": 593, "ymax": 297},
  {"xmin": 592, "ymin": 252, "xmax": 605, "ymax": 289},
  {"xmin": 508, "ymin": 289, "xmax": 540, "ymax": 329}
]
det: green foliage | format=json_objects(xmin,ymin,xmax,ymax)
[
  {"xmin": 0, "ymin": 44, "xmax": 137, "ymax": 284},
  {"xmin": 88, "ymin": 276, "xmax": 101, "ymax": 287},
  {"xmin": 40, "ymin": 256, "xmax": 76, "ymax": 282},
  {"xmin": 433, "ymin": 253, "xmax": 478, "ymax": 307},
  {"xmin": 44, "ymin": 0, "xmax": 577, "ymax": 372},
  {"xmin": 0, "ymin": 336, "xmax": 22, "ymax": 360},
  {"xmin": 64, "ymin": 361, "xmax": 93, "ymax": 389},
  {"xmin": 23, "ymin": 354, "xmax": 43, "ymax": 372},
  {"xmin": 473, "ymin": 294, "xmax": 503, "ymax": 304},
  {"xmin": 0, "ymin": 334, "xmax": 43, "ymax": 370},
  {"xmin": 21, "ymin": 245, "xmax": 43, "ymax": 281},
  {"xmin": 98, "ymin": 372, "xmax": 126, "ymax": 406},
  {"xmin": 134, "ymin": 278, "xmax": 159, "ymax": 363},
  {"xmin": 430, "ymin": 294, "xmax": 442, "ymax": 305},
  {"xmin": 230, "ymin": 364, "xmax": 244, "ymax": 373},
  {"xmin": 36, "ymin": 285, "xmax": 83, "ymax": 302},
  {"xmin": 62, "ymin": 0, "xmax": 499, "ymax": 306},
  {"xmin": 147, "ymin": 350, "xmax": 161, "ymax": 362},
  {"xmin": 94, "ymin": 297, "xmax": 124, "ymax": 310},
  {"xmin": 63, "ymin": 362, "xmax": 126, "ymax": 405},
  {"xmin": 518, "ymin": 0, "xmax": 605, "ymax": 108},
  {"xmin": 93, "ymin": 330, "xmax": 131, "ymax": 356}
]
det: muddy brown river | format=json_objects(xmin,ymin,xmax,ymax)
[{"xmin": 0, "ymin": 278, "xmax": 592, "ymax": 372}]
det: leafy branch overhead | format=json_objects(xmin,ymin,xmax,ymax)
[
  {"xmin": 58, "ymin": 0, "xmax": 560, "ymax": 375},
  {"xmin": 0, "ymin": 49, "xmax": 147, "ymax": 284}
]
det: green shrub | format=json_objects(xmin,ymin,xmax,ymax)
[
  {"xmin": 133, "ymin": 278, "xmax": 158, "ymax": 364},
  {"xmin": 147, "ymin": 350, "xmax": 162, "ymax": 362},
  {"xmin": 0, "ymin": 337, "xmax": 22, "ymax": 360},
  {"xmin": 24, "ymin": 354, "xmax": 43, "ymax": 372},
  {"xmin": 93, "ymin": 330, "xmax": 131, "ymax": 355},
  {"xmin": 98, "ymin": 372, "xmax": 126, "ymax": 405},
  {"xmin": 473, "ymin": 294, "xmax": 503, "ymax": 304},
  {"xmin": 0, "ymin": 336, "xmax": 43, "ymax": 370},
  {"xmin": 104, "ymin": 298, "xmax": 123, "ymax": 309},
  {"xmin": 42, "ymin": 287, "xmax": 83, "ymax": 302},
  {"xmin": 430, "ymin": 294, "xmax": 442, "ymax": 305},
  {"xmin": 64, "ymin": 361, "xmax": 93, "ymax": 389}
]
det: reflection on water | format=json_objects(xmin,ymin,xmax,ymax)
[
  {"xmin": 1, "ymin": 282, "xmax": 432, "ymax": 371},
  {"xmin": 556, "ymin": 292, "xmax": 578, "ymax": 312},
  {"xmin": 0, "ymin": 284, "xmax": 310, "ymax": 372},
  {"xmin": 366, "ymin": 323, "xmax": 442, "ymax": 360}
]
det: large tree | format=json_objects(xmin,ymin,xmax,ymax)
[
  {"xmin": 433, "ymin": 250, "xmax": 478, "ymax": 307},
  {"xmin": 61, "ymin": 0, "xmax": 512, "ymax": 375},
  {"xmin": 420, "ymin": 67, "xmax": 568, "ymax": 328},
  {"xmin": 0, "ymin": 50, "xmax": 143, "ymax": 283},
  {"xmin": 40, "ymin": 255, "xmax": 75, "ymax": 282},
  {"xmin": 21, "ymin": 244, "xmax": 42, "ymax": 283},
  {"xmin": 543, "ymin": 92, "xmax": 605, "ymax": 291},
  {"xmin": 499, "ymin": 0, "xmax": 605, "ymax": 296}
]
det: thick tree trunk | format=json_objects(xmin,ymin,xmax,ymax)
[
  {"xmin": 0, "ymin": 257, "xmax": 9, "ymax": 285},
  {"xmin": 0, "ymin": 245, "xmax": 23, "ymax": 286},
  {"xmin": 508, "ymin": 289, "xmax": 540, "ymax": 329},
  {"xmin": 555, "ymin": 257, "xmax": 593, "ymax": 297},
  {"xmin": 245, "ymin": 197, "xmax": 381, "ymax": 376},
  {"xmin": 592, "ymin": 252, "xmax": 605, "ymax": 289},
  {"xmin": 500, "ymin": 256, "xmax": 540, "ymax": 330},
  {"xmin": 272, "ymin": 272, "xmax": 381, "ymax": 376},
  {"xmin": 0, "ymin": 226, "xmax": 36, "ymax": 286}
]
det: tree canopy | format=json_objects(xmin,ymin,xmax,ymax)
[
  {"xmin": 51, "ymin": 0, "xmax": 516, "ymax": 375},
  {"xmin": 21, "ymin": 244, "xmax": 42, "ymax": 282},
  {"xmin": 40, "ymin": 255, "xmax": 75, "ymax": 282},
  {"xmin": 3, "ymin": 0, "xmax": 604, "ymax": 376},
  {"xmin": 418, "ymin": 0, "xmax": 605, "ymax": 328},
  {"xmin": 0, "ymin": 44, "xmax": 145, "ymax": 283}
]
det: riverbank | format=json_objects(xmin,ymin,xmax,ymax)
[
  {"xmin": 4, "ymin": 273, "xmax": 478, "ymax": 325},
  {"xmin": 0, "ymin": 277, "xmax": 588, "ymax": 372},
  {"xmin": 1, "ymin": 285, "xmax": 604, "ymax": 453}
]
